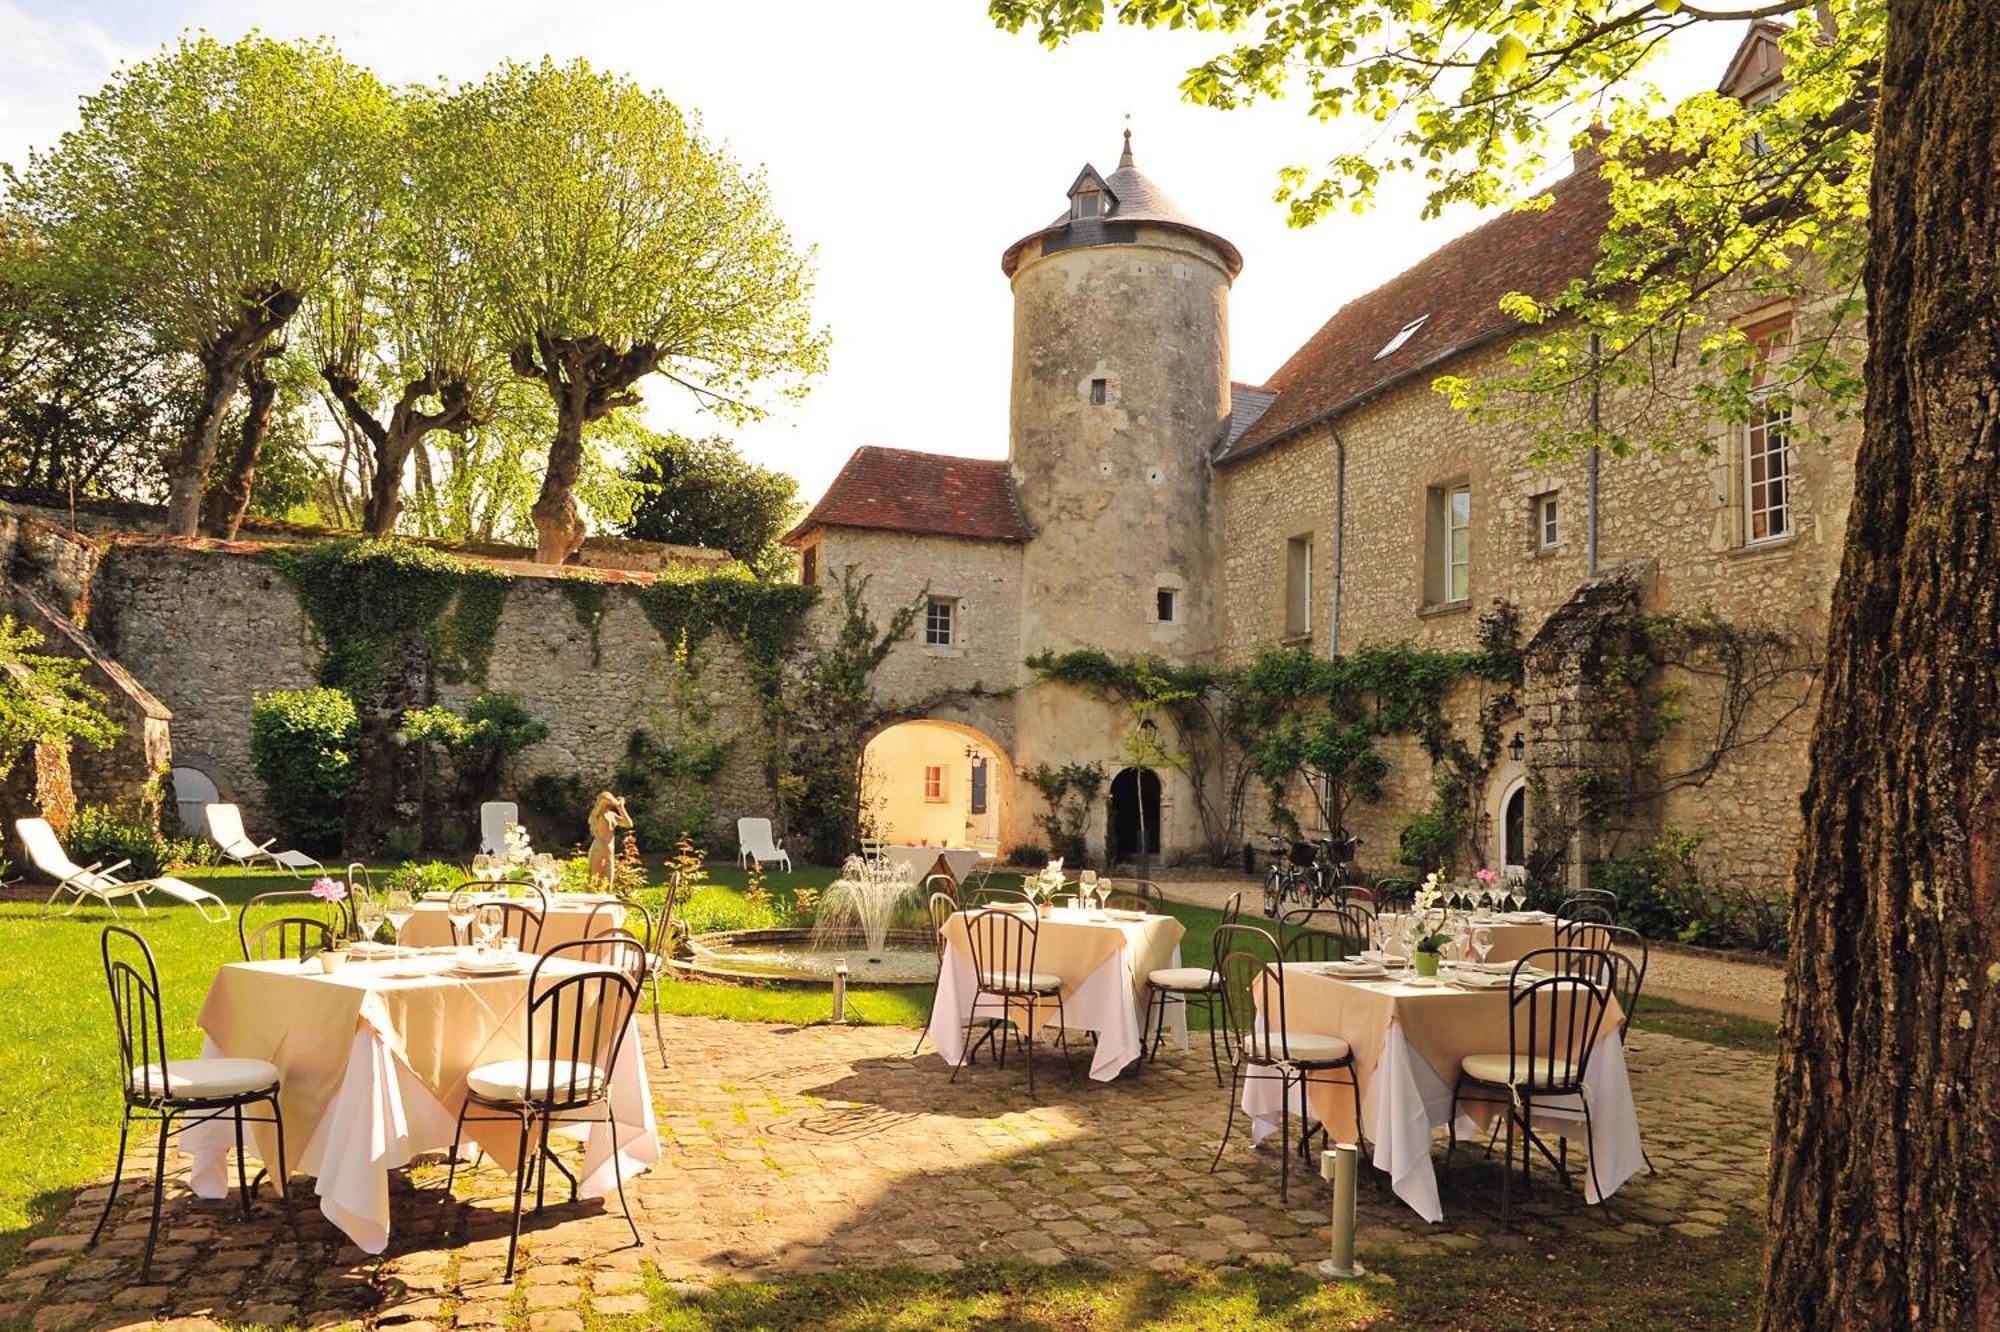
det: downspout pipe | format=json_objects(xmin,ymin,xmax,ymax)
[
  {"xmin": 1586, "ymin": 333, "xmax": 1601, "ymax": 578},
  {"xmin": 1329, "ymin": 419, "xmax": 1348, "ymax": 658}
]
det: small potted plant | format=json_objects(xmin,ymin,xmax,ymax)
[
  {"xmin": 1022, "ymin": 859, "xmax": 1067, "ymax": 915},
  {"xmin": 1409, "ymin": 869, "xmax": 1457, "ymax": 977}
]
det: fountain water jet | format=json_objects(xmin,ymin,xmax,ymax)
[{"xmin": 809, "ymin": 856, "xmax": 919, "ymax": 963}]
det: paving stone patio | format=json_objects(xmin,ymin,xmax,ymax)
[{"xmin": 0, "ymin": 1017, "xmax": 1773, "ymax": 1330}]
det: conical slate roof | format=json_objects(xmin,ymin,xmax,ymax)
[{"xmin": 1001, "ymin": 131, "xmax": 1243, "ymax": 278}]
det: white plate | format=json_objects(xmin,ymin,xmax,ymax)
[{"xmin": 454, "ymin": 956, "xmax": 527, "ymax": 975}]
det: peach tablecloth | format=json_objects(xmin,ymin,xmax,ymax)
[
  {"xmin": 399, "ymin": 894, "xmax": 623, "ymax": 950},
  {"xmin": 1242, "ymin": 965, "xmax": 1642, "ymax": 1221},
  {"xmin": 184, "ymin": 954, "xmax": 657, "ymax": 1251},
  {"xmin": 927, "ymin": 906, "xmax": 1186, "ymax": 1079}
]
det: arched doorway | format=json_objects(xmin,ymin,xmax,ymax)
[
  {"xmin": 860, "ymin": 719, "xmax": 1009, "ymax": 850},
  {"xmin": 1500, "ymin": 778, "xmax": 1528, "ymax": 878},
  {"xmin": 1108, "ymin": 767, "xmax": 1162, "ymax": 861}
]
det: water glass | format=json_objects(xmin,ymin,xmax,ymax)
[
  {"xmin": 384, "ymin": 888, "xmax": 414, "ymax": 944},
  {"xmin": 446, "ymin": 889, "xmax": 478, "ymax": 946},
  {"xmin": 475, "ymin": 903, "xmax": 504, "ymax": 952},
  {"xmin": 354, "ymin": 896, "xmax": 385, "ymax": 946},
  {"xmin": 1473, "ymin": 926, "xmax": 1494, "ymax": 966}
]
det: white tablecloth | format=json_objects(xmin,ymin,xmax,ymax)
[
  {"xmin": 925, "ymin": 907, "xmax": 1186, "ymax": 1081},
  {"xmin": 183, "ymin": 956, "xmax": 658, "ymax": 1252},
  {"xmin": 1241, "ymin": 970, "xmax": 1644, "ymax": 1222}
]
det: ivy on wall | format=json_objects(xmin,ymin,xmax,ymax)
[
  {"xmin": 274, "ymin": 539, "xmax": 513, "ymax": 696},
  {"xmin": 555, "ymin": 573, "xmax": 612, "ymax": 666},
  {"xmin": 634, "ymin": 564, "xmax": 819, "ymax": 693}
]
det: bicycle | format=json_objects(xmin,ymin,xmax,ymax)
[{"xmin": 1259, "ymin": 834, "xmax": 1309, "ymax": 918}]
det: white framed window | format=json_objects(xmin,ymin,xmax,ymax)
[
  {"xmin": 1535, "ymin": 493, "xmax": 1560, "ymax": 549},
  {"xmin": 1071, "ymin": 188, "xmax": 1105, "ymax": 219},
  {"xmin": 923, "ymin": 765, "xmax": 946, "ymax": 803},
  {"xmin": 1284, "ymin": 534, "xmax": 1313, "ymax": 638},
  {"xmin": 1745, "ymin": 401, "xmax": 1792, "ymax": 543},
  {"xmin": 1433, "ymin": 484, "xmax": 1470, "ymax": 602},
  {"xmin": 1374, "ymin": 314, "xmax": 1431, "ymax": 361},
  {"xmin": 1156, "ymin": 587, "xmax": 1178, "ymax": 624},
  {"xmin": 924, "ymin": 596, "xmax": 955, "ymax": 647}
]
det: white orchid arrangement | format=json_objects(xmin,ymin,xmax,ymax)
[
  {"xmin": 1410, "ymin": 869, "xmax": 1457, "ymax": 954},
  {"xmin": 1022, "ymin": 859, "xmax": 1067, "ymax": 905},
  {"xmin": 502, "ymin": 821, "xmax": 535, "ymax": 866}
]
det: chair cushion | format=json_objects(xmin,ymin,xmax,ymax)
[
  {"xmin": 129, "ymin": 1057, "xmax": 279, "ymax": 1100},
  {"xmin": 465, "ymin": 1058, "xmax": 610, "ymax": 1102},
  {"xmin": 977, "ymin": 969, "xmax": 1064, "ymax": 993},
  {"xmin": 1244, "ymin": 1031, "xmax": 1351, "ymax": 1064},
  {"xmin": 1147, "ymin": 966, "xmax": 1218, "ymax": 991},
  {"xmin": 1459, "ymin": 1052, "xmax": 1579, "ymax": 1090}
]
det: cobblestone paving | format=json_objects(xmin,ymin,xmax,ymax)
[{"xmin": 0, "ymin": 1019, "xmax": 1772, "ymax": 1330}]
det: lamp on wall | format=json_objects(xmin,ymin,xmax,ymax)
[{"xmin": 1508, "ymin": 731, "xmax": 1526, "ymax": 763}]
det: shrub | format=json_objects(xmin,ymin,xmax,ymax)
[
  {"xmin": 523, "ymin": 773, "xmax": 592, "ymax": 850},
  {"xmin": 249, "ymin": 688, "xmax": 358, "ymax": 855},
  {"xmin": 383, "ymin": 860, "xmax": 463, "ymax": 896},
  {"xmin": 62, "ymin": 805, "xmax": 210, "ymax": 880},
  {"xmin": 1003, "ymin": 844, "xmax": 1048, "ymax": 866},
  {"xmin": 1593, "ymin": 828, "xmax": 1789, "ymax": 953},
  {"xmin": 1396, "ymin": 804, "xmax": 1467, "ymax": 874}
]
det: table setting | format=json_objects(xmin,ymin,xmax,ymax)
[{"xmin": 180, "ymin": 937, "xmax": 659, "ymax": 1252}]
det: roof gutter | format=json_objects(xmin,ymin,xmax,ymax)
[{"xmin": 1329, "ymin": 418, "xmax": 1348, "ymax": 659}]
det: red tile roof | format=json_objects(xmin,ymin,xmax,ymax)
[
  {"xmin": 784, "ymin": 446, "xmax": 1030, "ymax": 545},
  {"xmin": 1217, "ymin": 168, "xmax": 1612, "ymax": 464}
]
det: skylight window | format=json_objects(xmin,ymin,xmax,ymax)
[{"xmin": 1374, "ymin": 314, "xmax": 1431, "ymax": 361}]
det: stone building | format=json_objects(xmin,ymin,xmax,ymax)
[{"xmin": 792, "ymin": 26, "xmax": 1851, "ymax": 892}]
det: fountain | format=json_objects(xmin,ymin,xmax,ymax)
[{"xmin": 678, "ymin": 856, "xmax": 937, "ymax": 986}]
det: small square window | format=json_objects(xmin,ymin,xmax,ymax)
[
  {"xmin": 1090, "ymin": 378, "xmax": 1107, "ymax": 405},
  {"xmin": 1156, "ymin": 587, "xmax": 1177, "ymax": 623},
  {"xmin": 1284, "ymin": 534, "xmax": 1313, "ymax": 637},
  {"xmin": 1535, "ymin": 494, "xmax": 1559, "ymax": 549},
  {"xmin": 925, "ymin": 596, "xmax": 955, "ymax": 647},
  {"xmin": 923, "ymin": 765, "xmax": 946, "ymax": 803}
]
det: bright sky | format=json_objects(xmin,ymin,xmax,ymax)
[{"xmin": 0, "ymin": 1, "xmax": 1748, "ymax": 503}]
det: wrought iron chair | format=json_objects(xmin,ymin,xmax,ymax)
[
  {"xmin": 949, "ymin": 907, "xmax": 1073, "ymax": 1096},
  {"xmin": 585, "ymin": 898, "xmax": 672, "ymax": 1053},
  {"xmin": 446, "ymin": 936, "xmax": 646, "ymax": 1278},
  {"xmin": 1370, "ymin": 878, "xmax": 1420, "ymax": 914},
  {"xmin": 96, "ymin": 926, "xmax": 298, "ymax": 1280},
  {"xmin": 1278, "ymin": 905, "xmax": 1372, "ymax": 962},
  {"xmin": 238, "ymin": 891, "xmax": 349, "ymax": 958},
  {"xmin": 241, "ymin": 914, "xmax": 336, "ymax": 963},
  {"xmin": 1102, "ymin": 879, "xmax": 1165, "ymax": 913},
  {"xmin": 912, "ymin": 890, "xmax": 973, "ymax": 1056},
  {"xmin": 1210, "ymin": 922, "xmax": 1364, "ymax": 1201},
  {"xmin": 453, "ymin": 899, "xmax": 545, "ymax": 951},
  {"xmin": 1446, "ymin": 945, "xmax": 1616, "ymax": 1226},
  {"xmin": 966, "ymin": 883, "xmax": 1032, "ymax": 908},
  {"xmin": 922, "ymin": 872, "xmax": 960, "ymax": 906},
  {"xmin": 1144, "ymin": 891, "xmax": 1240, "ymax": 1083}
]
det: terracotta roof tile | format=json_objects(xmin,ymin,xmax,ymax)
[
  {"xmin": 1217, "ymin": 168, "xmax": 1612, "ymax": 464},
  {"xmin": 785, "ymin": 446, "xmax": 1029, "ymax": 545}
]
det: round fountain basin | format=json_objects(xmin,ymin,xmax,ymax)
[{"xmin": 675, "ymin": 927, "xmax": 937, "ymax": 986}]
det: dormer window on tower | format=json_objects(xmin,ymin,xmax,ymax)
[
  {"xmin": 1071, "ymin": 188, "xmax": 1107, "ymax": 219},
  {"xmin": 1066, "ymin": 165, "xmax": 1115, "ymax": 222}
]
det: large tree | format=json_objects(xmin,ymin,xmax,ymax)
[
  {"xmin": 993, "ymin": 0, "xmax": 1997, "ymax": 1325},
  {"xmin": 6, "ymin": 34, "xmax": 393, "ymax": 535},
  {"xmin": 459, "ymin": 58, "xmax": 828, "ymax": 563},
  {"xmin": 621, "ymin": 427, "xmax": 802, "ymax": 574}
]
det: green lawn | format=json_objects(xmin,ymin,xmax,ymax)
[{"xmin": 618, "ymin": 1215, "xmax": 1764, "ymax": 1330}]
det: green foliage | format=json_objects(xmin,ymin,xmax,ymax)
[
  {"xmin": 1594, "ymin": 828, "xmax": 1789, "ymax": 954},
  {"xmin": 248, "ymin": 688, "xmax": 358, "ymax": 853},
  {"xmin": 0, "ymin": 616, "xmax": 121, "ymax": 783},
  {"xmin": 63, "ymin": 804, "xmax": 209, "ymax": 880},
  {"xmin": 621, "ymin": 429, "xmax": 803, "ymax": 576},
  {"xmin": 635, "ymin": 563, "xmax": 817, "ymax": 686},
  {"xmin": 1395, "ymin": 804, "xmax": 1467, "ymax": 876},
  {"xmin": 615, "ymin": 727, "xmax": 734, "ymax": 846},
  {"xmin": 993, "ymin": 0, "xmax": 1879, "ymax": 462},
  {"xmin": 400, "ymin": 692, "xmax": 547, "ymax": 758},
  {"xmin": 522, "ymin": 772, "xmax": 592, "ymax": 850},
  {"xmin": 382, "ymin": 859, "xmax": 463, "ymax": 896},
  {"xmin": 1004, "ymin": 844, "xmax": 1048, "ymax": 866},
  {"xmin": 274, "ymin": 539, "xmax": 513, "ymax": 695},
  {"xmin": 1021, "ymin": 762, "xmax": 1106, "ymax": 866},
  {"xmin": 555, "ymin": 573, "xmax": 612, "ymax": 665}
]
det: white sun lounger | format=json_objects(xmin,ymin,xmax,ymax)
[
  {"xmin": 16, "ymin": 817, "xmax": 230, "ymax": 923},
  {"xmin": 204, "ymin": 803, "xmax": 324, "ymax": 876}
]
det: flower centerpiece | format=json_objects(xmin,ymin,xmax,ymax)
[
  {"xmin": 309, "ymin": 875, "xmax": 349, "ymax": 944},
  {"xmin": 1022, "ymin": 859, "xmax": 1067, "ymax": 914},
  {"xmin": 1408, "ymin": 869, "xmax": 1458, "ymax": 977},
  {"xmin": 1472, "ymin": 866, "xmax": 1500, "ymax": 916}
]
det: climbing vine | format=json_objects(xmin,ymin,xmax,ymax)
[
  {"xmin": 274, "ymin": 539, "xmax": 512, "ymax": 696},
  {"xmin": 555, "ymin": 573, "xmax": 612, "ymax": 666},
  {"xmin": 634, "ymin": 563, "xmax": 818, "ymax": 695},
  {"xmin": 1019, "ymin": 760, "xmax": 1106, "ymax": 865}
]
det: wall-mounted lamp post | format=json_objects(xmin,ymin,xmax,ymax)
[{"xmin": 1508, "ymin": 731, "xmax": 1527, "ymax": 764}]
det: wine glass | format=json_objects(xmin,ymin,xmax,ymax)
[
  {"xmin": 1472, "ymin": 926, "xmax": 1494, "ymax": 967},
  {"xmin": 446, "ymin": 889, "xmax": 477, "ymax": 947},
  {"xmin": 1079, "ymin": 869, "xmax": 1099, "ymax": 911},
  {"xmin": 354, "ymin": 895, "xmax": 385, "ymax": 949},
  {"xmin": 475, "ymin": 903, "xmax": 504, "ymax": 952},
  {"xmin": 384, "ymin": 889, "xmax": 414, "ymax": 948}
]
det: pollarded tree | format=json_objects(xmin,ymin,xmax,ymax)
[
  {"xmin": 6, "ymin": 34, "xmax": 394, "ymax": 536},
  {"xmin": 311, "ymin": 87, "xmax": 492, "ymax": 538},
  {"xmin": 990, "ymin": 0, "xmax": 1998, "ymax": 1325},
  {"xmin": 458, "ymin": 59, "xmax": 828, "ymax": 563}
]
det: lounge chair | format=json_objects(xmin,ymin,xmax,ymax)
[
  {"xmin": 17, "ymin": 817, "xmax": 230, "ymax": 923},
  {"xmin": 737, "ymin": 817, "xmax": 792, "ymax": 873},
  {"xmin": 204, "ymin": 803, "xmax": 324, "ymax": 876},
  {"xmin": 479, "ymin": 801, "xmax": 518, "ymax": 857}
]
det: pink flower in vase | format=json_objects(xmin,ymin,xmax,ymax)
[
  {"xmin": 1474, "ymin": 867, "xmax": 1499, "ymax": 888},
  {"xmin": 310, "ymin": 876, "xmax": 348, "ymax": 903}
]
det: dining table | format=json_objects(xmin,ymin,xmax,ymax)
[
  {"xmin": 883, "ymin": 846, "xmax": 984, "ymax": 886},
  {"xmin": 397, "ymin": 891, "xmax": 626, "ymax": 951},
  {"xmin": 1240, "ymin": 960, "xmax": 1645, "ymax": 1222},
  {"xmin": 181, "ymin": 949, "xmax": 659, "ymax": 1252},
  {"xmin": 1372, "ymin": 910, "xmax": 1559, "ymax": 964},
  {"xmin": 926, "ymin": 904, "xmax": 1187, "ymax": 1080}
]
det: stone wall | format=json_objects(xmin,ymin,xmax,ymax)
[{"xmin": 84, "ymin": 540, "xmax": 776, "ymax": 851}]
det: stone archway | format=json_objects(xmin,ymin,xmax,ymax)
[{"xmin": 860, "ymin": 718, "xmax": 1013, "ymax": 851}]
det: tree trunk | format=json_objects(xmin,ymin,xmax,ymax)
[
  {"xmin": 1760, "ymin": 3, "xmax": 2000, "ymax": 1327},
  {"xmin": 531, "ymin": 381, "xmax": 590, "ymax": 564},
  {"xmin": 199, "ymin": 354, "xmax": 278, "ymax": 539},
  {"xmin": 164, "ymin": 342, "xmax": 257, "ymax": 535}
]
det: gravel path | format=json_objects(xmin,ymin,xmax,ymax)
[{"xmin": 1154, "ymin": 874, "xmax": 1785, "ymax": 1022}]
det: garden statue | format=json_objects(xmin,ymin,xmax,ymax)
[{"xmin": 587, "ymin": 791, "xmax": 632, "ymax": 888}]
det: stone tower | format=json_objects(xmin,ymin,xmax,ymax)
[{"xmin": 1001, "ymin": 131, "xmax": 1241, "ymax": 662}]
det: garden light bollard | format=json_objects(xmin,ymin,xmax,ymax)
[
  {"xmin": 1319, "ymin": 1143, "xmax": 1366, "ymax": 1281},
  {"xmin": 832, "ymin": 959, "xmax": 850, "ymax": 1023}
]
